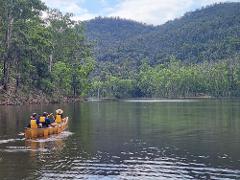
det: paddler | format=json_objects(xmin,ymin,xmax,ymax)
[
  {"xmin": 39, "ymin": 112, "xmax": 51, "ymax": 127},
  {"xmin": 55, "ymin": 109, "xmax": 64, "ymax": 124},
  {"xmin": 28, "ymin": 113, "xmax": 39, "ymax": 128}
]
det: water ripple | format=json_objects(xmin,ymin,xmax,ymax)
[
  {"xmin": 38, "ymin": 157, "xmax": 240, "ymax": 180},
  {"xmin": 27, "ymin": 131, "xmax": 73, "ymax": 143},
  {"xmin": 0, "ymin": 138, "xmax": 24, "ymax": 144}
]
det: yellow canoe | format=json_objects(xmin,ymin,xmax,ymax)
[{"xmin": 25, "ymin": 117, "xmax": 69, "ymax": 139}]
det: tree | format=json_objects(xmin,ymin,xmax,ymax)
[
  {"xmin": 0, "ymin": 0, "xmax": 46, "ymax": 90},
  {"xmin": 46, "ymin": 10, "xmax": 95, "ymax": 96}
]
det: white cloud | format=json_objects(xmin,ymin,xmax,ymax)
[
  {"xmin": 107, "ymin": 0, "xmax": 239, "ymax": 25},
  {"xmin": 42, "ymin": 0, "xmax": 240, "ymax": 25},
  {"xmin": 42, "ymin": 0, "xmax": 96, "ymax": 21},
  {"xmin": 71, "ymin": 13, "xmax": 97, "ymax": 21},
  {"xmin": 109, "ymin": 0, "xmax": 193, "ymax": 25}
]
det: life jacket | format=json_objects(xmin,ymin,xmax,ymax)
[
  {"xmin": 55, "ymin": 114, "xmax": 62, "ymax": 123},
  {"xmin": 30, "ymin": 119, "xmax": 38, "ymax": 128},
  {"xmin": 39, "ymin": 116, "xmax": 46, "ymax": 123}
]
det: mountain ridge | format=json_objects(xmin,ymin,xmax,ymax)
[{"xmin": 85, "ymin": 2, "xmax": 240, "ymax": 65}]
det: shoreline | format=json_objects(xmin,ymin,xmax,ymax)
[
  {"xmin": 86, "ymin": 96, "xmax": 240, "ymax": 102},
  {"xmin": 1, "ymin": 94, "xmax": 239, "ymax": 106},
  {"xmin": 0, "ymin": 90, "xmax": 85, "ymax": 105},
  {"xmin": 0, "ymin": 98, "xmax": 83, "ymax": 106}
]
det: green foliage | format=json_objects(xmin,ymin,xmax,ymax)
[
  {"xmin": 89, "ymin": 58, "xmax": 240, "ymax": 98},
  {"xmin": 0, "ymin": 1, "xmax": 95, "ymax": 97},
  {"xmin": 52, "ymin": 62, "xmax": 71, "ymax": 94},
  {"xmin": 86, "ymin": 3, "xmax": 240, "ymax": 98},
  {"xmin": 86, "ymin": 3, "xmax": 240, "ymax": 65},
  {"xmin": 39, "ymin": 78, "xmax": 55, "ymax": 93},
  {"xmin": 45, "ymin": 10, "xmax": 95, "ymax": 96}
]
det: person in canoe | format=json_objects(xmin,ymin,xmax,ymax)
[
  {"xmin": 28, "ymin": 113, "xmax": 39, "ymax": 128},
  {"xmin": 55, "ymin": 109, "xmax": 64, "ymax": 124},
  {"xmin": 39, "ymin": 112, "xmax": 53, "ymax": 127}
]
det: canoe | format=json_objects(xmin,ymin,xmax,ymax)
[{"xmin": 25, "ymin": 117, "xmax": 69, "ymax": 139}]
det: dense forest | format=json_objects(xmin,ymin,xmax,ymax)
[
  {"xmin": 85, "ymin": 3, "xmax": 240, "ymax": 64},
  {"xmin": 86, "ymin": 2, "xmax": 240, "ymax": 98},
  {"xmin": 0, "ymin": 0, "xmax": 94, "ymax": 104},
  {"xmin": 0, "ymin": 1, "xmax": 240, "ymax": 104},
  {"xmin": 89, "ymin": 58, "xmax": 240, "ymax": 98}
]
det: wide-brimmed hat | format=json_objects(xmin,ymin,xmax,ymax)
[{"xmin": 56, "ymin": 109, "xmax": 63, "ymax": 114}]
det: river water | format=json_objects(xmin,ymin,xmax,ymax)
[{"xmin": 0, "ymin": 99, "xmax": 239, "ymax": 179}]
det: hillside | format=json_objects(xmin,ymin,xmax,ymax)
[
  {"xmin": 85, "ymin": 17, "xmax": 155, "ymax": 63},
  {"xmin": 85, "ymin": 2, "xmax": 240, "ymax": 64}
]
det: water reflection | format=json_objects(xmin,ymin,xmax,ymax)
[
  {"xmin": 0, "ymin": 100, "xmax": 240, "ymax": 179},
  {"xmin": 122, "ymin": 99, "xmax": 199, "ymax": 103}
]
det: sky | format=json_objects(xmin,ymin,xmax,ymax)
[{"xmin": 41, "ymin": 0, "xmax": 240, "ymax": 25}]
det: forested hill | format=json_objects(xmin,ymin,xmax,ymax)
[
  {"xmin": 85, "ymin": 2, "xmax": 240, "ymax": 64},
  {"xmin": 85, "ymin": 18, "xmax": 155, "ymax": 63}
]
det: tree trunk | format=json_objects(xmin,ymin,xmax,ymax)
[
  {"xmin": 2, "ymin": 59, "xmax": 9, "ymax": 90},
  {"xmin": 72, "ymin": 73, "xmax": 77, "ymax": 97},
  {"xmin": 49, "ymin": 53, "xmax": 53, "ymax": 72},
  {"xmin": 97, "ymin": 88, "xmax": 100, "ymax": 100},
  {"xmin": 2, "ymin": 13, "xmax": 14, "ymax": 91},
  {"xmin": 15, "ymin": 50, "xmax": 21, "ymax": 92},
  {"xmin": 227, "ymin": 60, "xmax": 235, "ymax": 96}
]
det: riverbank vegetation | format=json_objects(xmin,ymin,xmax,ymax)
[
  {"xmin": 90, "ymin": 57, "xmax": 240, "ymax": 98},
  {"xmin": 0, "ymin": 0, "xmax": 95, "ymax": 104}
]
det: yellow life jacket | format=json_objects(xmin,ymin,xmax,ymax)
[
  {"xmin": 39, "ymin": 116, "xmax": 46, "ymax": 123},
  {"xmin": 55, "ymin": 114, "xmax": 62, "ymax": 123},
  {"xmin": 30, "ymin": 119, "xmax": 38, "ymax": 128}
]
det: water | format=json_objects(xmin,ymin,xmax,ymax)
[{"xmin": 0, "ymin": 99, "xmax": 239, "ymax": 179}]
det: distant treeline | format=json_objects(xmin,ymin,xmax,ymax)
[{"xmin": 89, "ymin": 57, "xmax": 240, "ymax": 98}]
